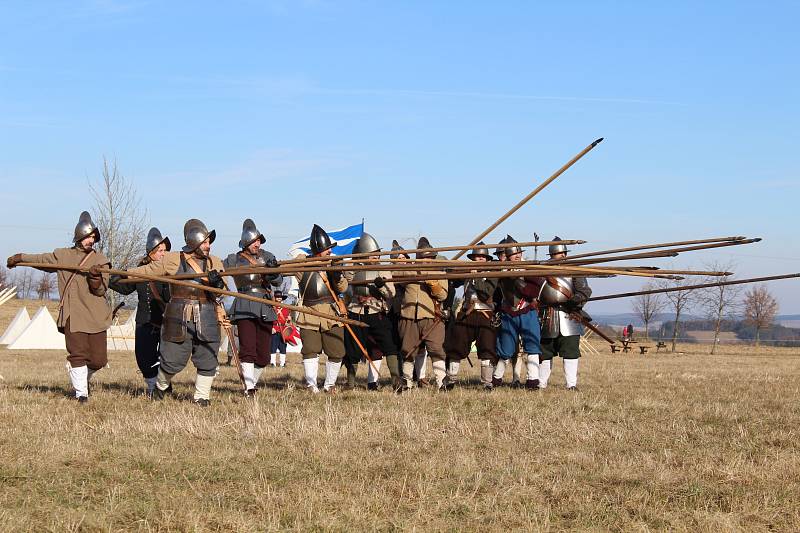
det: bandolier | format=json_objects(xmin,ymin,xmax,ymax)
[
  {"xmin": 443, "ymin": 242, "xmax": 498, "ymax": 389},
  {"xmin": 538, "ymin": 237, "xmax": 592, "ymax": 390},
  {"xmin": 493, "ymin": 235, "xmax": 544, "ymax": 390},
  {"xmin": 8, "ymin": 211, "xmax": 112, "ymax": 402},
  {"xmin": 342, "ymin": 232, "xmax": 402, "ymax": 391},
  {"xmin": 223, "ymin": 218, "xmax": 283, "ymax": 396},
  {"xmin": 295, "ymin": 224, "xmax": 349, "ymax": 393},
  {"xmin": 109, "ymin": 227, "xmax": 171, "ymax": 396},
  {"xmin": 125, "ymin": 218, "xmax": 226, "ymax": 406},
  {"xmin": 398, "ymin": 237, "xmax": 449, "ymax": 390}
]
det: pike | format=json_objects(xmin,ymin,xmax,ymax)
[
  {"xmin": 216, "ymin": 302, "xmax": 247, "ymax": 392},
  {"xmin": 569, "ymin": 312, "xmax": 617, "ymax": 347},
  {"xmin": 453, "ymin": 137, "xmax": 603, "ymax": 259},
  {"xmin": 350, "ymin": 268, "xmax": 684, "ymax": 286},
  {"xmin": 15, "ymin": 262, "xmax": 369, "ymax": 328},
  {"xmin": 281, "ymin": 239, "xmax": 587, "ymax": 265},
  {"xmin": 588, "ymin": 273, "xmax": 800, "ymax": 302},
  {"xmin": 554, "ymin": 239, "xmax": 762, "ymax": 266},
  {"xmin": 563, "ymin": 236, "xmax": 747, "ymax": 261}
]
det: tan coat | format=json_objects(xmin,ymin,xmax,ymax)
[
  {"xmin": 294, "ymin": 272, "xmax": 348, "ymax": 331},
  {"xmin": 399, "ymin": 270, "xmax": 447, "ymax": 321},
  {"xmin": 22, "ymin": 247, "xmax": 112, "ymax": 334},
  {"xmin": 126, "ymin": 251, "xmax": 224, "ymax": 277}
]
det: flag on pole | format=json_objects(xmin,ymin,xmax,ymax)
[{"xmin": 288, "ymin": 222, "xmax": 364, "ymax": 258}]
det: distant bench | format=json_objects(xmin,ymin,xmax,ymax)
[
  {"xmin": 655, "ymin": 341, "xmax": 667, "ymax": 352},
  {"xmin": 639, "ymin": 345, "xmax": 651, "ymax": 355}
]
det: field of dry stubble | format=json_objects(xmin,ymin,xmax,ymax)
[{"xmin": 0, "ymin": 301, "xmax": 799, "ymax": 531}]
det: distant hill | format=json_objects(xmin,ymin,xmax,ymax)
[{"xmin": 591, "ymin": 312, "xmax": 703, "ymax": 328}]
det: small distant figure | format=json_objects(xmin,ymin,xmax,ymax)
[{"xmin": 623, "ymin": 324, "xmax": 634, "ymax": 342}]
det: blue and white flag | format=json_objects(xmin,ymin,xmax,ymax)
[{"xmin": 288, "ymin": 222, "xmax": 364, "ymax": 258}]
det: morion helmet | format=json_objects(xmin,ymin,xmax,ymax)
[
  {"xmin": 467, "ymin": 241, "xmax": 493, "ymax": 261},
  {"xmin": 239, "ymin": 218, "xmax": 266, "ymax": 249},
  {"xmin": 182, "ymin": 218, "xmax": 216, "ymax": 253},
  {"xmin": 309, "ymin": 224, "xmax": 336, "ymax": 256},
  {"xmin": 548, "ymin": 236, "xmax": 570, "ymax": 257},
  {"xmin": 73, "ymin": 211, "xmax": 100, "ymax": 244},
  {"xmin": 145, "ymin": 227, "xmax": 171, "ymax": 255},
  {"xmin": 353, "ymin": 232, "xmax": 381, "ymax": 255},
  {"xmin": 416, "ymin": 236, "xmax": 436, "ymax": 259}
]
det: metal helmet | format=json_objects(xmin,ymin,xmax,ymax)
[
  {"xmin": 467, "ymin": 241, "xmax": 493, "ymax": 261},
  {"xmin": 182, "ymin": 218, "xmax": 216, "ymax": 253},
  {"xmin": 309, "ymin": 224, "xmax": 336, "ymax": 256},
  {"xmin": 353, "ymin": 232, "xmax": 381, "ymax": 255},
  {"xmin": 503, "ymin": 234, "xmax": 523, "ymax": 256},
  {"xmin": 145, "ymin": 227, "xmax": 171, "ymax": 255},
  {"xmin": 416, "ymin": 236, "xmax": 436, "ymax": 259},
  {"xmin": 239, "ymin": 218, "xmax": 266, "ymax": 249},
  {"xmin": 494, "ymin": 235, "xmax": 510, "ymax": 259},
  {"xmin": 72, "ymin": 211, "xmax": 100, "ymax": 243},
  {"xmin": 548, "ymin": 236, "xmax": 570, "ymax": 257},
  {"xmin": 390, "ymin": 239, "xmax": 409, "ymax": 260}
]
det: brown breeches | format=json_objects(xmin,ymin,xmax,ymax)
[
  {"xmin": 399, "ymin": 317, "xmax": 445, "ymax": 362},
  {"xmin": 64, "ymin": 319, "xmax": 108, "ymax": 370}
]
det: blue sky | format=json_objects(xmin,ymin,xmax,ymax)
[{"xmin": 1, "ymin": 1, "xmax": 798, "ymax": 313}]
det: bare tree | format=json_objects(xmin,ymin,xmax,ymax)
[
  {"xmin": 12, "ymin": 269, "xmax": 34, "ymax": 299},
  {"xmin": 89, "ymin": 157, "xmax": 148, "ymax": 306},
  {"xmin": 657, "ymin": 277, "xmax": 697, "ymax": 352},
  {"xmin": 697, "ymin": 261, "xmax": 742, "ymax": 354},
  {"xmin": 743, "ymin": 285, "xmax": 778, "ymax": 346},
  {"xmin": 0, "ymin": 266, "xmax": 7, "ymax": 288},
  {"xmin": 35, "ymin": 272, "xmax": 56, "ymax": 300},
  {"xmin": 632, "ymin": 283, "xmax": 664, "ymax": 340}
]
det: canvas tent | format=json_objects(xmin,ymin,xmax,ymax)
[
  {"xmin": 6, "ymin": 306, "xmax": 66, "ymax": 350},
  {"xmin": 107, "ymin": 310, "xmax": 136, "ymax": 351},
  {"xmin": 0, "ymin": 307, "xmax": 31, "ymax": 345}
]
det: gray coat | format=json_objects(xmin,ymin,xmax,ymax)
[{"xmin": 223, "ymin": 250, "xmax": 283, "ymax": 322}]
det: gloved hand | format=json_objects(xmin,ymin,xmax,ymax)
[
  {"xmin": 265, "ymin": 256, "xmax": 279, "ymax": 268},
  {"xmin": 372, "ymin": 276, "xmax": 386, "ymax": 289},
  {"xmin": 6, "ymin": 254, "xmax": 22, "ymax": 269},
  {"xmin": 207, "ymin": 269, "xmax": 225, "ymax": 289},
  {"xmin": 88, "ymin": 264, "xmax": 104, "ymax": 277},
  {"xmin": 109, "ymin": 274, "xmax": 122, "ymax": 285}
]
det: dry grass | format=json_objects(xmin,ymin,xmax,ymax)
[{"xmin": 1, "ymin": 314, "xmax": 799, "ymax": 530}]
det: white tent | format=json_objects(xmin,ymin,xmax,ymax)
[
  {"xmin": 0, "ymin": 307, "xmax": 30, "ymax": 345},
  {"xmin": 107, "ymin": 310, "xmax": 136, "ymax": 351},
  {"xmin": 7, "ymin": 307, "xmax": 66, "ymax": 350}
]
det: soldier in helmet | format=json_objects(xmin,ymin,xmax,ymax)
[
  {"xmin": 444, "ymin": 242, "xmax": 498, "ymax": 389},
  {"xmin": 493, "ymin": 236, "xmax": 524, "ymax": 387},
  {"xmin": 109, "ymin": 227, "xmax": 172, "ymax": 397},
  {"xmin": 295, "ymin": 224, "xmax": 349, "ymax": 393},
  {"xmin": 121, "ymin": 219, "xmax": 226, "ymax": 406},
  {"xmin": 342, "ymin": 232, "xmax": 401, "ymax": 391},
  {"xmin": 7, "ymin": 211, "xmax": 112, "ymax": 402},
  {"xmin": 538, "ymin": 237, "xmax": 592, "ymax": 390},
  {"xmin": 398, "ymin": 237, "xmax": 449, "ymax": 391},
  {"xmin": 222, "ymin": 219, "xmax": 283, "ymax": 397},
  {"xmin": 493, "ymin": 235, "xmax": 544, "ymax": 389}
]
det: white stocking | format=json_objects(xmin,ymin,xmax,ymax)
[
  {"xmin": 525, "ymin": 353, "xmax": 540, "ymax": 382},
  {"xmin": 431, "ymin": 359, "xmax": 447, "ymax": 388},
  {"xmin": 564, "ymin": 358, "xmax": 579, "ymax": 388},
  {"xmin": 241, "ymin": 362, "xmax": 256, "ymax": 390},
  {"xmin": 68, "ymin": 365, "xmax": 89, "ymax": 398},
  {"xmin": 367, "ymin": 358, "xmax": 383, "ymax": 383},
  {"xmin": 323, "ymin": 360, "xmax": 342, "ymax": 390},
  {"xmin": 303, "ymin": 357, "xmax": 320, "ymax": 391},
  {"xmin": 194, "ymin": 374, "xmax": 214, "ymax": 400},
  {"xmin": 539, "ymin": 359, "xmax": 552, "ymax": 389},
  {"xmin": 493, "ymin": 359, "xmax": 507, "ymax": 381}
]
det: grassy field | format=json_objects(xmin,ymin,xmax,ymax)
[{"xmin": 1, "ymin": 303, "xmax": 799, "ymax": 531}]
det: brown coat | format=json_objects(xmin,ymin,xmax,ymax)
[
  {"xmin": 22, "ymin": 247, "xmax": 112, "ymax": 334},
  {"xmin": 399, "ymin": 270, "xmax": 448, "ymax": 321},
  {"xmin": 126, "ymin": 251, "xmax": 224, "ymax": 278}
]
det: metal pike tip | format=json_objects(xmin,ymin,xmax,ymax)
[{"xmin": 592, "ymin": 137, "xmax": 604, "ymax": 146}]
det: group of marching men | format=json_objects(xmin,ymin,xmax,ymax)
[{"xmin": 7, "ymin": 211, "xmax": 591, "ymax": 406}]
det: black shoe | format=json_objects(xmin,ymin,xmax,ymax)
[
  {"xmin": 511, "ymin": 380, "xmax": 523, "ymax": 389},
  {"xmin": 483, "ymin": 383, "xmax": 494, "ymax": 392},
  {"xmin": 367, "ymin": 382, "xmax": 379, "ymax": 391},
  {"xmin": 194, "ymin": 398, "xmax": 211, "ymax": 407},
  {"xmin": 566, "ymin": 386, "xmax": 579, "ymax": 392},
  {"xmin": 525, "ymin": 379, "xmax": 540, "ymax": 390},
  {"xmin": 244, "ymin": 388, "xmax": 256, "ymax": 398},
  {"xmin": 152, "ymin": 384, "xmax": 173, "ymax": 401},
  {"xmin": 77, "ymin": 396, "xmax": 89, "ymax": 404},
  {"xmin": 491, "ymin": 377, "xmax": 503, "ymax": 387}
]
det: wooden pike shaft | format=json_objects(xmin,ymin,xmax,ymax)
[
  {"xmin": 588, "ymin": 273, "xmax": 800, "ymax": 302},
  {"xmin": 350, "ymin": 267, "xmax": 682, "ymax": 286},
  {"xmin": 564, "ymin": 236, "xmax": 746, "ymax": 260},
  {"xmin": 453, "ymin": 137, "xmax": 603, "ymax": 259},
  {"xmin": 16, "ymin": 263, "xmax": 368, "ymax": 328},
  {"xmin": 558, "ymin": 238, "xmax": 761, "ymax": 265},
  {"xmin": 280, "ymin": 239, "xmax": 586, "ymax": 265}
]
